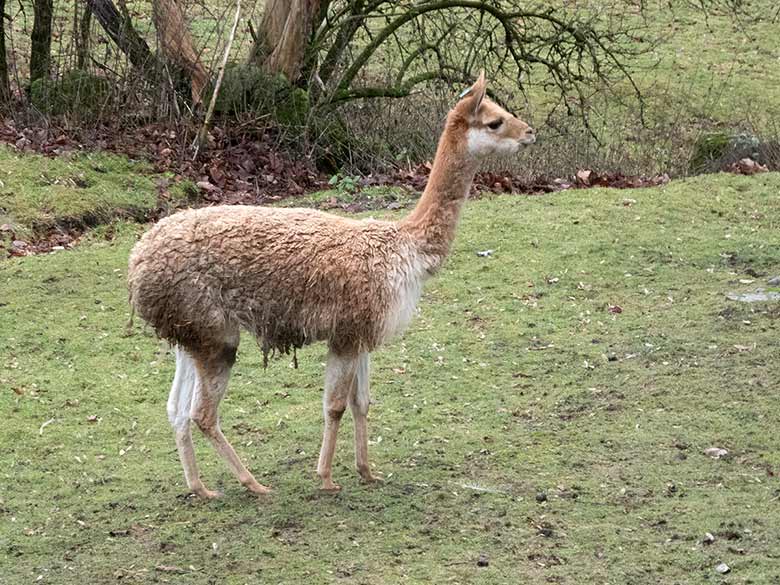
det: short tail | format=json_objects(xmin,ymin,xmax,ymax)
[{"xmin": 124, "ymin": 305, "xmax": 135, "ymax": 337}]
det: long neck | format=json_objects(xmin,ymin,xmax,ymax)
[{"xmin": 400, "ymin": 120, "xmax": 478, "ymax": 269}]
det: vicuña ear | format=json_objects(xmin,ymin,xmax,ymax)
[{"xmin": 468, "ymin": 70, "xmax": 487, "ymax": 116}]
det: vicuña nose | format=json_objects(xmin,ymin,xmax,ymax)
[{"xmin": 527, "ymin": 127, "xmax": 535, "ymax": 135}]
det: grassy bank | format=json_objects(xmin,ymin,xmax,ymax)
[
  {"xmin": 0, "ymin": 145, "xmax": 190, "ymax": 239},
  {"xmin": 1, "ymin": 171, "xmax": 779, "ymax": 584}
]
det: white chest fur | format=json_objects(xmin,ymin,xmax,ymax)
[{"xmin": 381, "ymin": 248, "xmax": 433, "ymax": 342}]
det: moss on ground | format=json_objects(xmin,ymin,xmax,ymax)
[
  {"xmin": 1, "ymin": 172, "xmax": 779, "ymax": 583},
  {"xmin": 0, "ymin": 146, "xmax": 189, "ymax": 237}
]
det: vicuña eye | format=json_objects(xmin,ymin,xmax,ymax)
[{"xmin": 487, "ymin": 119, "xmax": 503, "ymax": 130}]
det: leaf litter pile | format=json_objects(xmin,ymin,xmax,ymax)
[{"xmin": 0, "ymin": 119, "xmax": 768, "ymax": 257}]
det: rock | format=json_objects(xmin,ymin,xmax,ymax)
[
  {"xmin": 704, "ymin": 447, "xmax": 729, "ymax": 459},
  {"xmin": 703, "ymin": 532, "xmax": 715, "ymax": 545},
  {"xmin": 537, "ymin": 526, "xmax": 554, "ymax": 537},
  {"xmin": 476, "ymin": 250, "xmax": 494, "ymax": 257},
  {"xmin": 715, "ymin": 562, "xmax": 730, "ymax": 574},
  {"xmin": 476, "ymin": 553, "xmax": 489, "ymax": 567},
  {"xmin": 196, "ymin": 180, "xmax": 219, "ymax": 193},
  {"xmin": 768, "ymin": 276, "xmax": 780, "ymax": 286},
  {"xmin": 727, "ymin": 291, "xmax": 780, "ymax": 303},
  {"xmin": 535, "ymin": 492, "xmax": 547, "ymax": 503}
]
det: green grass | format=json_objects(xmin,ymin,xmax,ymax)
[
  {"xmin": 0, "ymin": 146, "xmax": 190, "ymax": 236},
  {"xmin": 2, "ymin": 172, "xmax": 779, "ymax": 584},
  {"xmin": 561, "ymin": 0, "xmax": 780, "ymax": 127}
]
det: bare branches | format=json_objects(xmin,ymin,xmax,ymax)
[
  {"xmin": 194, "ymin": 0, "xmax": 242, "ymax": 156},
  {"xmin": 303, "ymin": 0, "xmax": 650, "ymax": 138}
]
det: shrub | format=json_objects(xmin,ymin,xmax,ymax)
[{"xmin": 30, "ymin": 70, "xmax": 110, "ymax": 117}]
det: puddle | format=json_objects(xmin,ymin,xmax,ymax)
[{"xmin": 727, "ymin": 290, "xmax": 780, "ymax": 303}]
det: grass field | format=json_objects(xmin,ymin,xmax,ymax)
[{"xmin": 2, "ymin": 171, "xmax": 779, "ymax": 584}]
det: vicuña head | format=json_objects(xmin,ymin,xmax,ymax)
[{"xmin": 450, "ymin": 70, "xmax": 536, "ymax": 158}]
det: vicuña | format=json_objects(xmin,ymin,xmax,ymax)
[{"xmin": 128, "ymin": 72, "xmax": 536, "ymax": 498}]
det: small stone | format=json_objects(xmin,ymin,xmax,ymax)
[
  {"xmin": 535, "ymin": 492, "xmax": 547, "ymax": 503},
  {"xmin": 703, "ymin": 532, "xmax": 715, "ymax": 545},
  {"xmin": 476, "ymin": 249, "xmax": 494, "ymax": 257},
  {"xmin": 715, "ymin": 562, "xmax": 730, "ymax": 574},
  {"xmin": 727, "ymin": 291, "xmax": 780, "ymax": 303},
  {"xmin": 476, "ymin": 553, "xmax": 489, "ymax": 567},
  {"xmin": 768, "ymin": 276, "xmax": 780, "ymax": 286},
  {"xmin": 704, "ymin": 447, "xmax": 729, "ymax": 459},
  {"xmin": 538, "ymin": 526, "xmax": 554, "ymax": 538},
  {"xmin": 196, "ymin": 180, "xmax": 218, "ymax": 192}
]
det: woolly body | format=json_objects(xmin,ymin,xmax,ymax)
[{"xmin": 128, "ymin": 206, "xmax": 436, "ymax": 358}]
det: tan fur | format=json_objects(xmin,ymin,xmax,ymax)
[{"xmin": 127, "ymin": 72, "xmax": 534, "ymax": 496}]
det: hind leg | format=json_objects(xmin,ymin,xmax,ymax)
[
  {"xmin": 168, "ymin": 346, "xmax": 219, "ymax": 499},
  {"xmin": 190, "ymin": 337, "xmax": 271, "ymax": 496}
]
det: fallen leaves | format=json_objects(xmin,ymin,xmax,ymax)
[
  {"xmin": 727, "ymin": 157, "xmax": 768, "ymax": 175},
  {"xmin": 155, "ymin": 565, "xmax": 188, "ymax": 574},
  {"xmin": 732, "ymin": 344, "xmax": 755, "ymax": 352}
]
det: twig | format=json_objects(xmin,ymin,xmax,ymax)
[
  {"xmin": 39, "ymin": 418, "xmax": 55, "ymax": 435},
  {"xmin": 193, "ymin": 0, "xmax": 241, "ymax": 159}
]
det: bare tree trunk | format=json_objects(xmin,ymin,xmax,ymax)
[
  {"xmin": 152, "ymin": 0, "xmax": 209, "ymax": 106},
  {"xmin": 251, "ymin": 0, "xmax": 321, "ymax": 82},
  {"xmin": 0, "ymin": 0, "xmax": 11, "ymax": 102},
  {"xmin": 76, "ymin": 2, "xmax": 93, "ymax": 70},
  {"xmin": 86, "ymin": 0, "xmax": 158, "ymax": 73},
  {"xmin": 30, "ymin": 0, "xmax": 53, "ymax": 83}
]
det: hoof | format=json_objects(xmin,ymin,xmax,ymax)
[
  {"xmin": 357, "ymin": 466, "xmax": 383, "ymax": 484},
  {"xmin": 360, "ymin": 473, "xmax": 383, "ymax": 485},
  {"xmin": 192, "ymin": 486, "xmax": 221, "ymax": 500},
  {"xmin": 320, "ymin": 480, "xmax": 342, "ymax": 493},
  {"xmin": 244, "ymin": 480, "xmax": 272, "ymax": 496}
]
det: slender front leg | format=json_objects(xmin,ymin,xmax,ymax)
[
  {"xmin": 350, "ymin": 352, "xmax": 379, "ymax": 483},
  {"xmin": 317, "ymin": 350, "xmax": 358, "ymax": 492}
]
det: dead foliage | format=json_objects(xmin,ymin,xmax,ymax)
[{"xmin": 0, "ymin": 119, "xmax": 726, "ymax": 257}]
